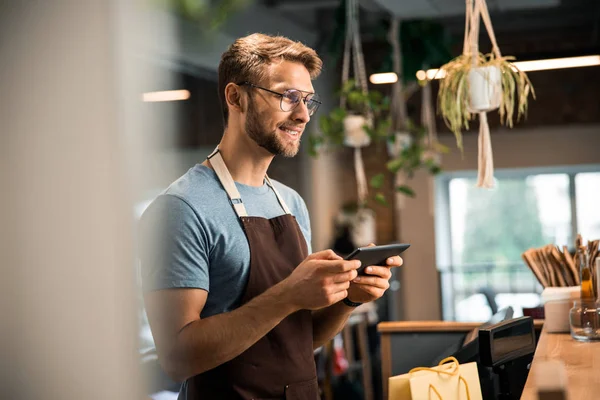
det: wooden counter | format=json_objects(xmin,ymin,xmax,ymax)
[{"xmin": 521, "ymin": 327, "xmax": 600, "ymax": 399}]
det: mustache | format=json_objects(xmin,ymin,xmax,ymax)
[{"xmin": 278, "ymin": 123, "xmax": 305, "ymax": 130}]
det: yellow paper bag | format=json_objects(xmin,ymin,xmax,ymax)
[{"xmin": 389, "ymin": 357, "xmax": 483, "ymax": 400}]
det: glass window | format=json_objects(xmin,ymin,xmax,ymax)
[
  {"xmin": 449, "ymin": 174, "xmax": 570, "ymax": 267},
  {"xmin": 575, "ymin": 172, "xmax": 600, "ymax": 241},
  {"xmin": 438, "ymin": 167, "xmax": 599, "ymax": 321}
]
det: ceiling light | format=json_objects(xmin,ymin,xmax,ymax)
[
  {"xmin": 142, "ymin": 89, "xmax": 191, "ymax": 102},
  {"xmin": 369, "ymin": 72, "xmax": 398, "ymax": 84},
  {"xmin": 513, "ymin": 55, "xmax": 600, "ymax": 72},
  {"xmin": 416, "ymin": 55, "xmax": 600, "ymax": 80}
]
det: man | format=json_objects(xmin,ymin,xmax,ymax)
[{"xmin": 139, "ymin": 33, "xmax": 403, "ymax": 400}]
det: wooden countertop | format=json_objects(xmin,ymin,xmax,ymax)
[
  {"xmin": 378, "ymin": 319, "xmax": 545, "ymax": 333},
  {"xmin": 521, "ymin": 327, "xmax": 600, "ymax": 399}
]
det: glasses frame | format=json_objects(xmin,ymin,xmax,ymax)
[{"xmin": 238, "ymin": 81, "xmax": 321, "ymax": 116}]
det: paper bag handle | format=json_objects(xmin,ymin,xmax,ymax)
[{"xmin": 410, "ymin": 357, "xmax": 472, "ymax": 400}]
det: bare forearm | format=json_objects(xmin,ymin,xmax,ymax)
[
  {"xmin": 311, "ymin": 301, "xmax": 354, "ymax": 349},
  {"xmin": 167, "ymin": 285, "xmax": 295, "ymax": 381}
]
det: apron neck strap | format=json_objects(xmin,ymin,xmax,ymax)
[
  {"xmin": 264, "ymin": 175, "xmax": 291, "ymax": 215},
  {"xmin": 207, "ymin": 147, "xmax": 291, "ymax": 218}
]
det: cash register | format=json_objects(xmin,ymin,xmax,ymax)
[{"xmin": 447, "ymin": 314, "xmax": 537, "ymax": 399}]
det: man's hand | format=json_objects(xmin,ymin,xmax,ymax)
[
  {"xmin": 278, "ymin": 250, "xmax": 361, "ymax": 311},
  {"xmin": 346, "ymin": 244, "xmax": 404, "ymax": 304}
]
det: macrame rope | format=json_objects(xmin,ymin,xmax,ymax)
[
  {"xmin": 340, "ymin": 0, "xmax": 370, "ymax": 205},
  {"xmin": 478, "ymin": 0, "xmax": 502, "ymax": 58},
  {"xmin": 477, "ymin": 112, "xmax": 494, "ymax": 188},
  {"xmin": 409, "ymin": 357, "xmax": 472, "ymax": 400},
  {"xmin": 463, "ymin": 0, "xmax": 499, "ymax": 188},
  {"xmin": 340, "ymin": 0, "xmax": 352, "ymax": 109},
  {"xmin": 354, "ymin": 147, "xmax": 368, "ymax": 206},
  {"xmin": 421, "ymin": 82, "xmax": 438, "ymax": 146},
  {"xmin": 388, "ymin": 18, "xmax": 407, "ymax": 131},
  {"xmin": 469, "ymin": 0, "xmax": 480, "ymax": 63},
  {"xmin": 462, "ymin": 0, "xmax": 471, "ymax": 55}
]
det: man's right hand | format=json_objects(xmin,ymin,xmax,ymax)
[{"xmin": 278, "ymin": 250, "xmax": 361, "ymax": 311}]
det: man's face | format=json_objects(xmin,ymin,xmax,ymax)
[{"xmin": 244, "ymin": 61, "xmax": 315, "ymax": 158}]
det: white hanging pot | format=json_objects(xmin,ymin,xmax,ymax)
[
  {"xmin": 343, "ymin": 115, "xmax": 371, "ymax": 148},
  {"xmin": 468, "ymin": 65, "xmax": 502, "ymax": 113},
  {"xmin": 387, "ymin": 131, "xmax": 412, "ymax": 158},
  {"xmin": 350, "ymin": 207, "xmax": 376, "ymax": 247}
]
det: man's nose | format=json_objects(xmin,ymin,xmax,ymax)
[{"xmin": 291, "ymin": 100, "xmax": 310, "ymax": 123}]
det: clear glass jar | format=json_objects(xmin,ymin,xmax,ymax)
[{"xmin": 569, "ymin": 300, "xmax": 600, "ymax": 341}]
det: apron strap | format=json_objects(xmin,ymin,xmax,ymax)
[
  {"xmin": 264, "ymin": 175, "xmax": 291, "ymax": 215},
  {"xmin": 208, "ymin": 147, "xmax": 248, "ymax": 218},
  {"xmin": 207, "ymin": 147, "xmax": 292, "ymax": 218}
]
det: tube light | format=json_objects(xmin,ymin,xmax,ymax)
[
  {"xmin": 369, "ymin": 72, "xmax": 398, "ymax": 84},
  {"xmin": 142, "ymin": 89, "xmax": 191, "ymax": 102},
  {"xmin": 513, "ymin": 55, "xmax": 600, "ymax": 72},
  {"xmin": 416, "ymin": 55, "xmax": 600, "ymax": 80}
]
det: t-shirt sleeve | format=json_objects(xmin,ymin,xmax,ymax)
[
  {"xmin": 138, "ymin": 194, "xmax": 210, "ymax": 292},
  {"xmin": 295, "ymin": 196, "xmax": 313, "ymax": 254}
]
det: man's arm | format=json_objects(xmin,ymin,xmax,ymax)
[
  {"xmin": 311, "ymin": 302, "xmax": 354, "ymax": 349},
  {"xmin": 145, "ymin": 283, "xmax": 296, "ymax": 382},
  {"xmin": 144, "ymin": 250, "xmax": 360, "ymax": 382}
]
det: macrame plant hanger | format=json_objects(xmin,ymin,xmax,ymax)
[
  {"xmin": 388, "ymin": 17, "xmax": 410, "ymax": 217},
  {"xmin": 464, "ymin": 0, "xmax": 502, "ymax": 188},
  {"xmin": 340, "ymin": 0, "xmax": 372, "ymax": 208},
  {"xmin": 421, "ymin": 81, "xmax": 438, "ymax": 151},
  {"xmin": 422, "ymin": 72, "xmax": 440, "ymax": 217}
]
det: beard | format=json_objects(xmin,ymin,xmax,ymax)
[{"xmin": 245, "ymin": 101, "xmax": 300, "ymax": 158}]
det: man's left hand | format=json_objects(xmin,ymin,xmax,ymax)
[{"xmin": 346, "ymin": 247, "xmax": 404, "ymax": 304}]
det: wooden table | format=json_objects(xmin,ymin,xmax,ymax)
[{"xmin": 521, "ymin": 327, "xmax": 600, "ymax": 399}]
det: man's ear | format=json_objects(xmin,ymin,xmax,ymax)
[{"xmin": 225, "ymin": 83, "xmax": 245, "ymax": 113}]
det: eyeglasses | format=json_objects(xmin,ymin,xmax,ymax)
[{"xmin": 238, "ymin": 81, "xmax": 321, "ymax": 116}]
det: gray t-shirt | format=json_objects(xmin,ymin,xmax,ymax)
[{"xmin": 139, "ymin": 164, "xmax": 312, "ymax": 318}]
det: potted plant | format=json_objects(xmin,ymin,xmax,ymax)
[
  {"xmin": 309, "ymin": 81, "xmax": 447, "ymax": 204},
  {"xmin": 308, "ymin": 79, "xmax": 391, "ymax": 156},
  {"xmin": 435, "ymin": 0, "xmax": 535, "ymax": 188},
  {"xmin": 371, "ymin": 120, "xmax": 448, "ymax": 204},
  {"xmin": 437, "ymin": 51, "xmax": 534, "ymax": 152}
]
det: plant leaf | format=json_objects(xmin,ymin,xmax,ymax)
[
  {"xmin": 319, "ymin": 116, "xmax": 331, "ymax": 135},
  {"xmin": 396, "ymin": 185, "xmax": 416, "ymax": 197},
  {"xmin": 370, "ymin": 173, "xmax": 385, "ymax": 189},
  {"xmin": 375, "ymin": 193, "xmax": 388, "ymax": 206},
  {"xmin": 432, "ymin": 141, "xmax": 450, "ymax": 154},
  {"xmin": 429, "ymin": 165, "xmax": 442, "ymax": 175},
  {"xmin": 386, "ymin": 158, "xmax": 404, "ymax": 173}
]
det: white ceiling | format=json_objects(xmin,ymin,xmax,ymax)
[{"xmin": 369, "ymin": 0, "xmax": 560, "ymax": 19}]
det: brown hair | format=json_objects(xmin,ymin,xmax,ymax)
[{"xmin": 218, "ymin": 33, "xmax": 323, "ymax": 127}]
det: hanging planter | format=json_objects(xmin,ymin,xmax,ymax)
[
  {"xmin": 309, "ymin": 15, "xmax": 449, "ymax": 206},
  {"xmin": 349, "ymin": 207, "xmax": 377, "ymax": 247},
  {"xmin": 386, "ymin": 131, "xmax": 412, "ymax": 158},
  {"xmin": 467, "ymin": 65, "xmax": 501, "ymax": 112},
  {"xmin": 343, "ymin": 114, "xmax": 371, "ymax": 148},
  {"xmin": 437, "ymin": 0, "xmax": 535, "ymax": 188}
]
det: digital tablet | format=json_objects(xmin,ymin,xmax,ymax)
[{"xmin": 345, "ymin": 243, "xmax": 410, "ymax": 275}]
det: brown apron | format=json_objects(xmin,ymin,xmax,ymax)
[{"xmin": 186, "ymin": 149, "xmax": 319, "ymax": 400}]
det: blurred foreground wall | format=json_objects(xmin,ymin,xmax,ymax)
[{"xmin": 0, "ymin": 1, "xmax": 150, "ymax": 398}]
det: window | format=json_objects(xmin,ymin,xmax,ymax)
[{"xmin": 435, "ymin": 166, "xmax": 600, "ymax": 321}]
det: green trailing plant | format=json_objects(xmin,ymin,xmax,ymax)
[
  {"xmin": 308, "ymin": 79, "xmax": 391, "ymax": 156},
  {"xmin": 437, "ymin": 52, "xmax": 535, "ymax": 152},
  {"xmin": 370, "ymin": 121, "xmax": 449, "ymax": 205},
  {"xmin": 309, "ymin": 80, "xmax": 448, "ymax": 204}
]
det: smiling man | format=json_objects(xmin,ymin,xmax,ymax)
[{"xmin": 139, "ymin": 33, "xmax": 403, "ymax": 400}]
